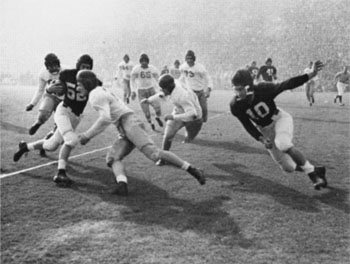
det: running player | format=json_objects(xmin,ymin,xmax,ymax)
[
  {"xmin": 116, "ymin": 54, "xmax": 134, "ymax": 104},
  {"xmin": 334, "ymin": 65, "xmax": 349, "ymax": 106},
  {"xmin": 257, "ymin": 58, "xmax": 277, "ymax": 83},
  {"xmin": 130, "ymin": 53, "xmax": 163, "ymax": 130},
  {"xmin": 230, "ymin": 61, "xmax": 327, "ymax": 190},
  {"xmin": 179, "ymin": 50, "xmax": 213, "ymax": 123}
]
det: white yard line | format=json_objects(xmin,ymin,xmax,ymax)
[{"xmin": 0, "ymin": 111, "xmax": 229, "ymax": 179}]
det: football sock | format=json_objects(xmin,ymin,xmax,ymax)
[
  {"xmin": 58, "ymin": 159, "xmax": 67, "ymax": 170},
  {"xmin": 301, "ymin": 161, "xmax": 314, "ymax": 175},
  {"xmin": 116, "ymin": 174, "xmax": 128, "ymax": 183}
]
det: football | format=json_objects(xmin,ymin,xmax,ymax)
[{"xmin": 50, "ymin": 80, "xmax": 67, "ymax": 96}]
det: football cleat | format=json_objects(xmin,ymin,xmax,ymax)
[
  {"xmin": 29, "ymin": 122, "xmax": 42, "ymax": 135},
  {"xmin": 151, "ymin": 123, "xmax": 156, "ymax": 131},
  {"xmin": 155, "ymin": 117, "xmax": 164, "ymax": 127},
  {"xmin": 112, "ymin": 181, "xmax": 128, "ymax": 196},
  {"xmin": 308, "ymin": 166, "xmax": 327, "ymax": 190},
  {"xmin": 187, "ymin": 166, "xmax": 206, "ymax": 185},
  {"xmin": 53, "ymin": 170, "xmax": 73, "ymax": 187},
  {"xmin": 13, "ymin": 141, "xmax": 29, "ymax": 162}
]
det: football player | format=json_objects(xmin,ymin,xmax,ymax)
[
  {"xmin": 248, "ymin": 61, "xmax": 259, "ymax": 84},
  {"xmin": 230, "ymin": 61, "xmax": 327, "ymax": 190},
  {"xmin": 303, "ymin": 61, "xmax": 319, "ymax": 106},
  {"xmin": 142, "ymin": 74, "xmax": 203, "ymax": 165},
  {"xmin": 257, "ymin": 58, "xmax": 277, "ymax": 83},
  {"xmin": 77, "ymin": 70, "xmax": 205, "ymax": 195},
  {"xmin": 170, "ymin": 60, "xmax": 181, "ymax": 79},
  {"xmin": 26, "ymin": 53, "xmax": 64, "ymax": 136},
  {"xmin": 179, "ymin": 50, "xmax": 213, "ymax": 123},
  {"xmin": 160, "ymin": 65, "xmax": 170, "ymax": 75},
  {"xmin": 116, "ymin": 54, "xmax": 134, "ymax": 104},
  {"xmin": 130, "ymin": 53, "xmax": 163, "ymax": 130},
  {"xmin": 13, "ymin": 55, "xmax": 95, "ymax": 187},
  {"xmin": 334, "ymin": 65, "xmax": 349, "ymax": 106}
]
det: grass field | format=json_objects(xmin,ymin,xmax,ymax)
[{"xmin": 1, "ymin": 84, "xmax": 349, "ymax": 264}]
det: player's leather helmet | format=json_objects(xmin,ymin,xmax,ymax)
[
  {"xmin": 139, "ymin": 53, "xmax": 149, "ymax": 63},
  {"xmin": 159, "ymin": 74, "xmax": 175, "ymax": 92},
  {"xmin": 123, "ymin": 54, "xmax": 130, "ymax": 61},
  {"xmin": 231, "ymin": 69, "xmax": 253, "ymax": 88},
  {"xmin": 76, "ymin": 54, "xmax": 93, "ymax": 70},
  {"xmin": 185, "ymin": 50, "xmax": 196, "ymax": 61},
  {"xmin": 44, "ymin": 53, "xmax": 60, "ymax": 68},
  {"xmin": 77, "ymin": 70, "xmax": 99, "ymax": 92}
]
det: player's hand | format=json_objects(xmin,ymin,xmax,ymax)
[
  {"xmin": 25, "ymin": 104, "xmax": 34, "ymax": 111},
  {"xmin": 164, "ymin": 114, "xmax": 174, "ymax": 121},
  {"xmin": 131, "ymin": 91, "xmax": 137, "ymax": 100},
  {"xmin": 205, "ymin": 87, "xmax": 212, "ymax": 98},
  {"xmin": 79, "ymin": 134, "xmax": 90, "ymax": 145},
  {"xmin": 47, "ymin": 81, "xmax": 65, "ymax": 94},
  {"xmin": 309, "ymin": 60, "xmax": 324, "ymax": 79},
  {"xmin": 259, "ymin": 136, "xmax": 273, "ymax": 149}
]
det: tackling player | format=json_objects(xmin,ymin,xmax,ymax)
[
  {"xmin": 334, "ymin": 65, "xmax": 349, "ymax": 106},
  {"xmin": 179, "ymin": 50, "xmax": 213, "ymax": 123},
  {"xmin": 130, "ymin": 53, "xmax": 163, "ymax": 130},
  {"xmin": 13, "ymin": 55, "xmax": 95, "ymax": 187},
  {"xmin": 26, "ymin": 53, "xmax": 64, "ymax": 136},
  {"xmin": 116, "ymin": 54, "xmax": 134, "ymax": 104},
  {"xmin": 77, "ymin": 70, "xmax": 205, "ymax": 196},
  {"xmin": 142, "ymin": 74, "xmax": 203, "ymax": 165},
  {"xmin": 230, "ymin": 61, "xmax": 327, "ymax": 190},
  {"xmin": 257, "ymin": 58, "xmax": 277, "ymax": 83}
]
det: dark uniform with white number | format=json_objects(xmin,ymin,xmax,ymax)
[{"xmin": 230, "ymin": 74, "xmax": 309, "ymax": 171}]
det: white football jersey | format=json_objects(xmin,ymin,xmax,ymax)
[
  {"xmin": 30, "ymin": 67, "xmax": 64, "ymax": 106},
  {"xmin": 170, "ymin": 67, "xmax": 181, "ymax": 79},
  {"xmin": 148, "ymin": 81, "xmax": 202, "ymax": 122},
  {"xmin": 84, "ymin": 86, "xmax": 134, "ymax": 138},
  {"xmin": 130, "ymin": 64, "xmax": 159, "ymax": 90},
  {"xmin": 117, "ymin": 61, "xmax": 134, "ymax": 80},
  {"xmin": 179, "ymin": 62, "xmax": 211, "ymax": 91}
]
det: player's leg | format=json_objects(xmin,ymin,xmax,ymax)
[
  {"xmin": 53, "ymin": 106, "xmax": 81, "ymax": 186},
  {"xmin": 123, "ymin": 80, "xmax": 131, "ymax": 104},
  {"xmin": 13, "ymin": 139, "xmax": 45, "ymax": 162},
  {"xmin": 121, "ymin": 114, "xmax": 205, "ymax": 185},
  {"xmin": 29, "ymin": 94, "xmax": 56, "ymax": 135},
  {"xmin": 196, "ymin": 91, "xmax": 208, "ymax": 123},
  {"xmin": 274, "ymin": 110, "xmax": 327, "ymax": 189},
  {"xmin": 184, "ymin": 119, "xmax": 203, "ymax": 143},
  {"xmin": 106, "ymin": 137, "xmax": 135, "ymax": 196},
  {"xmin": 148, "ymin": 87, "xmax": 163, "ymax": 128},
  {"xmin": 305, "ymin": 84, "xmax": 311, "ymax": 104},
  {"xmin": 138, "ymin": 89, "xmax": 154, "ymax": 129}
]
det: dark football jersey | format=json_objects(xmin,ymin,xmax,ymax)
[
  {"xmin": 59, "ymin": 69, "xmax": 88, "ymax": 116},
  {"xmin": 230, "ymin": 74, "xmax": 309, "ymax": 140},
  {"xmin": 258, "ymin": 65, "xmax": 277, "ymax": 82}
]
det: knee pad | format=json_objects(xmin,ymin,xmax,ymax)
[
  {"xmin": 38, "ymin": 110, "xmax": 51, "ymax": 124},
  {"xmin": 275, "ymin": 134, "xmax": 293, "ymax": 152},
  {"xmin": 43, "ymin": 138, "xmax": 60, "ymax": 152},
  {"xmin": 62, "ymin": 131, "xmax": 79, "ymax": 147},
  {"xmin": 141, "ymin": 144, "xmax": 161, "ymax": 162}
]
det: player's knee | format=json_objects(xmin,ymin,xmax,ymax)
[
  {"xmin": 63, "ymin": 131, "xmax": 79, "ymax": 147},
  {"xmin": 141, "ymin": 144, "xmax": 161, "ymax": 162},
  {"xmin": 280, "ymin": 163, "xmax": 295, "ymax": 173},
  {"xmin": 43, "ymin": 139, "xmax": 60, "ymax": 152},
  {"xmin": 275, "ymin": 135, "xmax": 293, "ymax": 152},
  {"xmin": 38, "ymin": 111, "xmax": 51, "ymax": 124}
]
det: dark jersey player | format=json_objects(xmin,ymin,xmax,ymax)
[
  {"xmin": 257, "ymin": 58, "xmax": 277, "ymax": 82},
  {"xmin": 13, "ymin": 54, "xmax": 99, "ymax": 187},
  {"xmin": 230, "ymin": 60, "xmax": 327, "ymax": 190}
]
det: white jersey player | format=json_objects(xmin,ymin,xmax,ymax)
[
  {"xmin": 116, "ymin": 54, "xmax": 134, "ymax": 104},
  {"xmin": 179, "ymin": 50, "xmax": 213, "ymax": 122},
  {"xmin": 76, "ymin": 70, "xmax": 205, "ymax": 195},
  {"xmin": 144, "ymin": 75, "xmax": 203, "ymax": 165},
  {"xmin": 303, "ymin": 61, "xmax": 320, "ymax": 106},
  {"xmin": 26, "ymin": 53, "xmax": 64, "ymax": 136},
  {"xmin": 130, "ymin": 53, "xmax": 163, "ymax": 130},
  {"xmin": 334, "ymin": 65, "xmax": 349, "ymax": 106}
]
